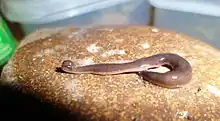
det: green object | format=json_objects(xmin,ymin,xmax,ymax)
[{"xmin": 0, "ymin": 17, "xmax": 17, "ymax": 68}]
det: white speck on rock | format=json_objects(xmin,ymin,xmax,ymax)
[
  {"xmin": 115, "ymin": 39, "xmax": 124, "ymax": 42},
  {"xmin": 44, "ymin": 48, "xmax": 55, "ymax": 54},
  {"xmin": 77, "ymin": 58, "xmax": 95, "ymax": 66},
  {"xmin": 176, "ymin": 111, "xmax": 189, "ymax": 119},
  {"xmin": 33, "ymin": 52, "xmax": 43, "ymax": 58},
  {"xmin": 68, "ymin": 29, "xmax": 87, "ymax": 38},
  {"xmin": 55, "ymin": 45, "xmax": 67, "ymax": 50},
  {"xmin": 87, "ymin": 44, "xmax": 102, "ymax": 53},
  {"xmin": 151, "ymin": 28, "xmax": 159, "ymax": 32},
  {"xmin": 101, "ymin": 49, "xmax": 126, "ymax": 57},
  {"xmin": 163, "ymin": 33, "xmax": 170, "ymax": 36},
  {"xmin": 33, "ymin": 48, "xmax": 56, "ymax": 58},
  {"xmin": 141, "ymin": 42, "xmax": 150, "ymax": 49},
  {"xmin": 171, "ymin": 89, "xmax": 180, "ymax": 92},
  {"xmin": 207, "ymin": 84, "xmax": 220, "ymax": 97}
]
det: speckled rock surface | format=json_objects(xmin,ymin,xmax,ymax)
[{"xmin": 1, "ymin": 26, "xmax": 220, "ymax": 121}]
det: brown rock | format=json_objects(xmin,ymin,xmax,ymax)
[{"xmin": 1, "ymin": 26, "xmax": 220, "ymax": 121}]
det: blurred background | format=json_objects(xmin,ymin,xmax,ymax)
[{"xmin": 0, "ymin": 0, "xmax": 220, "ymax": 70}]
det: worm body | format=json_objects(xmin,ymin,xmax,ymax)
[{"xmin": 61, "ymin": 53, "xmax": 192, "ymax": 88}]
